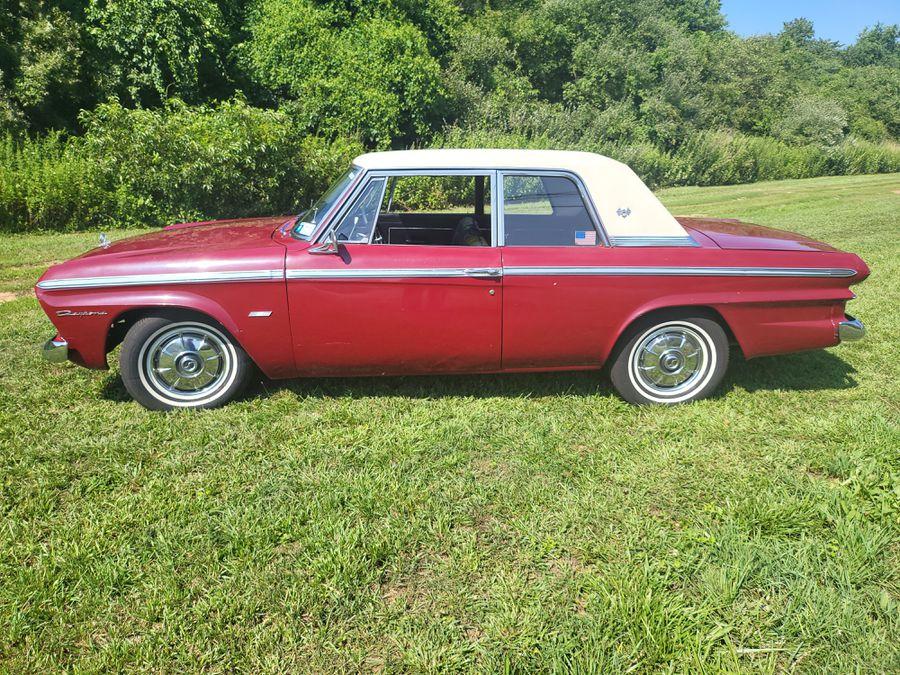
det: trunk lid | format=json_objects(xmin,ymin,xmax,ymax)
[{"xmin": 678, "ymin": 217, "xmax": 840, "ymax": 252}]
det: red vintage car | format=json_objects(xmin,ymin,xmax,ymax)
[{"xmin": 36, "ymin": 149, "xmax": 868, "ymax": 410}]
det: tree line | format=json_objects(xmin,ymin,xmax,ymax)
[{"xmin": 1, "ymin": 0, "xmax": 898, "ymax": 232}]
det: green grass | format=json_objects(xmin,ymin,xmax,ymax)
[{"xmin": 1, "ymin": 173, "xmax": 898, "ymax": 671}]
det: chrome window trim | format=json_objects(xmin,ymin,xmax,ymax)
[
  {"xmin": 610, "ymin": 236, "xmax": 700, "ymax": 247},
  {"xmin": 502, "ymin": 266, "xmax": 857, "ymax": 278},
  {"xmin": 313, "ymin": 168, "xmax": 498, "ymax": 247},
  {"xmin": 491, "ymin": 170, "xmax": 500, "ymax": 247},
  {"xmin": 327, "ymin": 175, "xmax": 387, "ymax": 245},
  {"xmin": 367, "ymin": 177, "xmax": 391, "ymax": 244},
  {"xmin": 36, "ymin": 269, "xmax": 284, "ymax": 291},
  {"xmin": 497, "ymin": 169, "xmax": 611, "ymax": 247},
  {"xmin": 306, "ymin": 166, "xmax": 367, "ymax": 242}
]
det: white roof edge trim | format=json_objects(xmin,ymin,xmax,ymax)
[{"xmin": 351, "ymin": 149, "xmax": 687, "ymax": 239}]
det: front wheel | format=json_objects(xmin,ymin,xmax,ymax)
[
  {"xmin": 119, "ymin": 314, "xmax": 251, "ymax": 410},
  {"xmin": 609, "ymin": 313, "xmax": 729, "ymax": 405}
]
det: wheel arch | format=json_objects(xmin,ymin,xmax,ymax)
[
  {"xmin": 607, "ymin": 304, "xmax": 739, "ymax": 361},
  {"xmin": 106, "ymin": 303, "xmax": 244, "ymax": 356}
]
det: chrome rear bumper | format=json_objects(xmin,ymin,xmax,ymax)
[
  {"xmin": 42, "ymin": 336, "xmax": 69, "ymax": 363},
  {"xmin": 838, "ymin": 315, "xmax": 865, "ymax": 342}
]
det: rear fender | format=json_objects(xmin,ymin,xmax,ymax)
[{"xmin": 607, "ymin": 286, "xmax": 855, "ymax": 361}]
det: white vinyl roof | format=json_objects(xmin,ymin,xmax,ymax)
[{"xmin": 353, "ymin": 149, "xmax": 688, "ymax": 240}]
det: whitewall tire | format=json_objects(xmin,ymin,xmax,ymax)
[
  {"xmin": 119, "ymin": 314, "xmax": 251, "ymax": 410},
  {"xmin": 609, "ymin": 312, "xmax": 729, "ymax": 405}
]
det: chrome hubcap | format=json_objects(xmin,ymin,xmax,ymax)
[
  {"xmin": 633, "ymin": 325, "xmax": 708, "ymax": 396},
  {"xmin": 142, "ymin": 324, "xmax": 233, "ymax": 402}
]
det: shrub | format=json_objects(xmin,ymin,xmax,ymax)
[
  {"xmin": 773, "ymin": 96, "xmax": 848, "ymax": 146},
  {"xmin": 77, "ymin": 98, "xmax": 360, "ymax": 227},
  {"xmin": 0, "ymin": 132, "xmax": 116, "ymax": 233},
  {"xmin": 433, "ymin": 125, "xmax": 900, "ymax": 189},
  {"xmin": 0, "ymin": 99, "xmax": 362, "ymax": 232},
  {"xmin": 2, "ymin": 104, "xmax": 899, "ymax": 234}
]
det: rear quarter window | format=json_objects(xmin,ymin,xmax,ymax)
[{"xmin": 503, "ymin": 174, "xmax": 598, "ymax": 246}]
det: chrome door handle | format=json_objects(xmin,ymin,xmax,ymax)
[{"xmin": 463, "ymin": 267, "xmax": 502, "ymax": 279}]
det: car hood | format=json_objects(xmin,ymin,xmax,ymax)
[
  {"xmin": 76, "ymin": 216, "xmax": 291, "ymax": 261},
  {"xmin": 677, "ymin": 217, "xmax": 840, "ymax": 252},
  {"xmin": 38, "ymin": 216, "xmax": 291, "ymax": 287}
]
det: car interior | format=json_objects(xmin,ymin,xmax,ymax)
[{"xmin": 372, "ymin": 175, "xmax": 492, "ymax": 246}]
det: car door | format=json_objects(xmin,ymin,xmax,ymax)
[
  {"xmin": 499, "ymin": 171, "xmax": 620, "ymax": 370},
  {"xmin": 284, "ymin": 171, "xmax": 503, "ymax": 376}
]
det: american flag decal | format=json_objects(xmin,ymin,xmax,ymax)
[{"xmin": 575, "ymin": 230, "xmax": 596, "ymax": 245}]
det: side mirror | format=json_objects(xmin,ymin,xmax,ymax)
[{"xmin": 309, "ymin": 230, "xmax": 340, "ymax": 255}]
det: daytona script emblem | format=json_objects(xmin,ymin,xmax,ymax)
[{"xmin": 56, "ymin": 309, "xmax": 108, "ymax": 317}]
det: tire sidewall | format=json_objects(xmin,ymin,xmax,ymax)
[
  {"xmin": 610, "ymin": 314, "xmax": 729, "ymax": 405},
  {"xmin": 120, "ymin": 315, "xmax": 250, "ymax": 411}
]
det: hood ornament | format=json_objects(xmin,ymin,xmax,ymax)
[
  {"xmin": 98, "ymin": 233, "xmax": 110, "ymax": 248},
  {"xmin": 616, "ymin": 207, "xmax": 632, "ymax": 218}
]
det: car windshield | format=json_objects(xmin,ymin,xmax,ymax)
[{"xmin": 292, "ymin": 166, "xmax": 361, "ymax": 239}]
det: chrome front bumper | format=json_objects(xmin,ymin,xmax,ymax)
[
  {"xmin": 838, "ymin": 315, "xmax": 865, "ymax": 342},
  {"xmin": 42, "ymin": 336, "xmax": 69, "ymax": 363}
]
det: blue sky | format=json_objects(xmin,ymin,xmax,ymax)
[{"xmin": 720, "ymin": 0, "xmax": 899, "ymax": 45}]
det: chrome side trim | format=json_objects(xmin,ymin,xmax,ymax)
[
  {"xmin": 36, "ymin": 269, "xmax": 284, "ymax": 291},
  {"xmin": 248, "ymin": 310, "xmax": 273, "ymax": 317},
  {"xmin": 285, "ymin": 266, "xmax": 856, "ymax": 280},
  {"xmin": 502, "ymin": 266, "xmax": 857, "ymax": 278},
  {"xmin": 42, "ymin": 337, "xmax": 68, "ymax": 363},
  {"xmin": 286, "ymin": 268, "xmax": 480, "ymax": 280},
  {"xmin": 41, "ymin": 264, "xmax": 850, "ymax": 289},
  {"xmin": 838, "ymin": 315, "xmax": 865, "ymax": 341},
  {"xmin": 610, "ymin": 236, "xmax": 700, "ymax": 247}
]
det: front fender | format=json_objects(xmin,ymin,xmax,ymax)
[{"xmin": 36, "ymin": 283, "xmax": 295, "ymax": 378}]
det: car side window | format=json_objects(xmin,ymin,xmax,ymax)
[
  {"xmin": 374, "ymin": 174, "xmax": 492, "ymax": 246},
  {"xmin": 503, "ymin": 174, "xmax": 598, "ymax": 246},
  {"xmin": 333, "ymin": 178, "xmax": 386, "ymax": 243}
]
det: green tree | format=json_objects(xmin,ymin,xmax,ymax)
[
  {"xmin": 0, "ymin": 2, "xmax": 94, "ymax": 134},
  {"xmin": 86, "ymin": 0, "xmax": 229, "ymax": 105},
  {"xmin": 845, "ymin": 23, "xmax": 900, "ymax": 67},
  {"xmin": 244, "ymin": 0, "xmax": 443, "ymax": 146}
]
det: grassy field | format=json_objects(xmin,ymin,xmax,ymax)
[{"xmin": 1, "ymin": 173, "xmax": 898, "ymax": 672}]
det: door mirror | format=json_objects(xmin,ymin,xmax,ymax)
[{"xmin": 309, "ymin": 230, "xmax": 340, "ymax": 255}]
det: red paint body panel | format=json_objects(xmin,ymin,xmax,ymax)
[
  {"xmin": 75, "ymin": 216, "xmax": 290, "ymax": 260},
  {"xmin": 36, "ymin": 219, "xmax": 295, "ymax": 377},
  {"xmin": 285, "ymin": 244, "xmax": 502, "ymax": 375},
  {"xmin": 499, "ymin": 245, "xmax": 864, "ymax": 366},
  {"xmin": 679, "ymin": 217, "xmax": 840, "ymax": 252},
  {"xmin": 36, "ymin": 285, "xmax": 295, "ymax": 377},
  {"xmin": 35, "ymin": 214, "xmax": 869, "ymax": 380}
]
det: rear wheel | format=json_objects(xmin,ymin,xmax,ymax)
[
  {"xmin": 609, "ymin": 312, "xmax": 729, "ymax": 405},
  {"xmin": 119, "ymin": 314, "xmax": 251, "ymax": 410}
]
